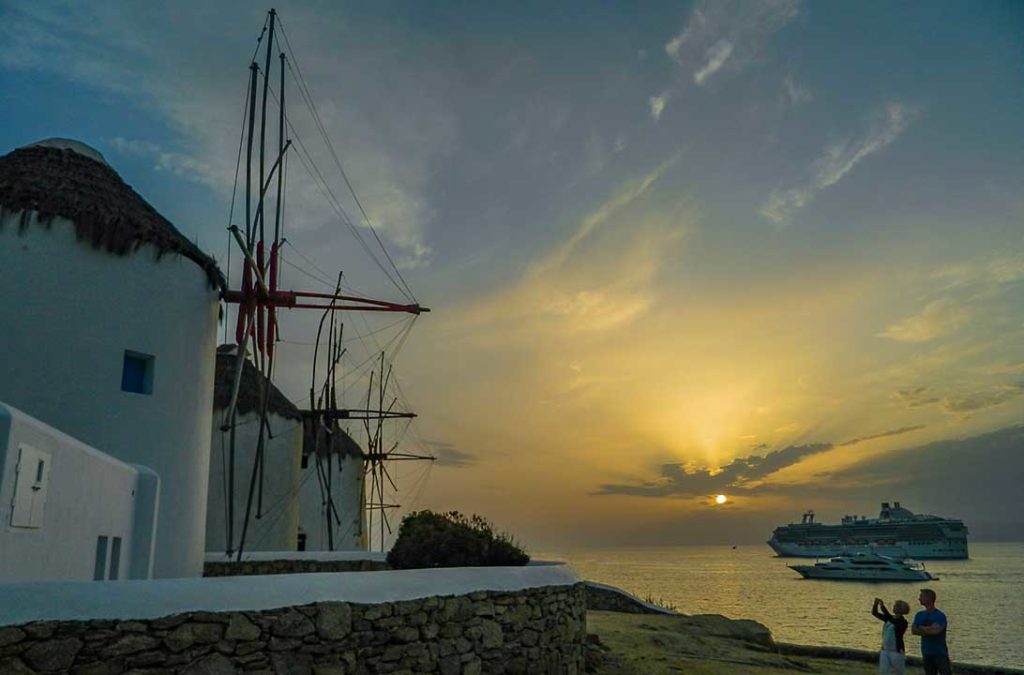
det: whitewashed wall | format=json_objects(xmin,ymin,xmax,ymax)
[
  {"xmin": 0, "ymin": 217, "xmax": 219, "ymax": 578},
  {"xmin": 206, "ymin": 411, "xmax": 302, "ymax": 553},
  {"xmin": 0, "ymin": 402, "xmax": 159, "ymax": 582},
  {"xmin": 298, "ymin": 452, "xmax": 364, "ymax": 551}
]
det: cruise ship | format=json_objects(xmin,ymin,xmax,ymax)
[{"xmin": 768, "ymin": 502, "xmax": 969, "ymax": 559}]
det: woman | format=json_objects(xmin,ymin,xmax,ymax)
[{"xmin": 872, "ymin": 597, "xmax": 910, "ymax": 675}]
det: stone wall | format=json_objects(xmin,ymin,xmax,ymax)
[
  {"xmin": 203, "ymin": 558, "xmax": 390, "ymax": 577},
  {"xmin": 584, "ymin": 582, "xmax": 677, "ymax": 615},
  {"xmin": 0, "ymin": 584, "xmax": 586, "ymax": 675}
]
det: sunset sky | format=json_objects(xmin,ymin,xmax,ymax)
[{"xmin": 2, "ymin": 1, "xmax": 1022, "ymax": 548}]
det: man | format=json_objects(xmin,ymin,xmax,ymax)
[{"xmin": 911, "ymin": 588, "xmax": 952, "ymax": 675}]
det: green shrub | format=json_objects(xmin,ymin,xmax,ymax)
[{"xmin": 386, "ymin": 510, "xmax": 530, "ymax": 569}]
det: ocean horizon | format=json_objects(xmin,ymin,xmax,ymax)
[{"xmin": 546, "ymin": 541, "xmax": 1024, "ymax": 671}]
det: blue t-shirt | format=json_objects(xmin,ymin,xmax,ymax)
[{"xmin": 913, "ymin": 608, "xmax": 948, "ymax": 656}]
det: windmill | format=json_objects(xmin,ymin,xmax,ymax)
[
  {"xmin": 360, "ymin": 352, "xmax": 435, "ymax": 552},
  {"xmin": 217, "ymin": 8, "xmax": 432, "ymax": 559}
]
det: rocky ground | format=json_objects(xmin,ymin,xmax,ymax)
[
  {"xmin": 585, "ymin": 611, "xmax": 874, "ymax": 674},
  {"xmin": 585, "ymin": 611, "xmax": 1024, "ymax": 675}
]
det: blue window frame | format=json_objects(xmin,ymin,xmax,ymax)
[{"xmin": 121, "ymin": 351, "xmax": 154, "ymax": 394}]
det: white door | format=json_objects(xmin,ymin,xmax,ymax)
[{"xmin": 11, "ymin": 444, "xmax": 51, "ymax": 528}]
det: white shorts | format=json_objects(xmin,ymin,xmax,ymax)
[{"xmin": 879, "ymin": 650, "xmax": 906, "ymax": 675}]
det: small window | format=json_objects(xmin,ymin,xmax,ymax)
[
  {"xmin": 300, "ymin": 453, "xmax": 309, "ymax": 469},
  {"xmin": 121, "ymin": 351, "xmax": 155, "ymax": 394},
  {"xmin": 109, "ymin": 537, "xmax": 122, "ymax": 580},
  {"xmin": 34, "ymin": 459, "xmax": 45, "ymax": 483},
  {"xmin": 94, "ymin": 536, "xmax": 109, "ymax": 580},
  {"xmin": 297, "ymin": 531, "xmax": 307, "ymax": 552}
]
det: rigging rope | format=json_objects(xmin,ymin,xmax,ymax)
[
  {"xmin": 259, "ymin": 72, "xmax": 413, "ymax": 303},
  {"xmin": 277, "ymin": 17, "xmax": 418, "ymax": 303}
]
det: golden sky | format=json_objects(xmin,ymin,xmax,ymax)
[{"xmin": 4, "ymin": 1, "xmax": 1021, "ymax": 547}]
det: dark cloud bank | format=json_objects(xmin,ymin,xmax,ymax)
[{"xmin": 589, "ymin": 425, "xmax": 1024, "ymax": 545}]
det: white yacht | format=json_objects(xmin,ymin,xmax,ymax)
[{"xmin": 788, "ymin": 551, "xmax": 936, "ymax": 581}]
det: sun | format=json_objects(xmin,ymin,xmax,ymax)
[{"xmin": 715, "ymin": 494, "xmax": 728, "ymax": 505}]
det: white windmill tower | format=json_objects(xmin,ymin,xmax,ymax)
[{"xmin": 0, "ymin": 138, "xmax": 223, "ymax": 578}]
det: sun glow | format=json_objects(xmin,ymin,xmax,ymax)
[{"xmin": 715, "ymin": 494, "xmax": 728, "ymax": 505}]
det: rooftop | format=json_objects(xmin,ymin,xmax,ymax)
[{"xmin": 0, "ymin": 139, "xmax": 223, "ymax": 288}]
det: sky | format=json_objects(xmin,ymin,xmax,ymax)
[{"xmin": 2, "ymin": 0, "xmax": 1022, "ymax": 549}]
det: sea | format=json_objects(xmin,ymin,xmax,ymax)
[{"xmin": 546, "ymin": 542, "xmax": 1024, "ymax": 671}]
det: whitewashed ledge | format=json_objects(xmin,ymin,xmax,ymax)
[
  {"xmin": 0, "ymin": 561, "xmax": 579, "ymax": 627},
  {"xmin": 203, "ymin": 549, "xmax": 389, "ymax": 563}
]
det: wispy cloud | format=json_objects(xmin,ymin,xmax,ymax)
[
  {"xmin": 940, "ymin": 383, "xmax": 1024, "ymax": 415},
  {"xmin": 932, "ymin": 255, "xmax": 1024, "ymax": 291},
  {"xmin": 665, "ymin": 0, "xmax": 801, "ymax": 85},
  {"xmin": 648, "ymin": 91, "xmax": 669, "ymax": 121},
  {"xmin": 424, "ymin": 441, "xmax": 477, "ymax": 468},
  {"xmin": 649, "ymin": 0, "xmax": 800, "ymax": 119},
  {"xmin": 783, "ymin": 76, "xmax": 812, "ymax": 106},
  {"xmin": 894, "ymin": 382, "xmax": 1024, "ymax": 415},
  {"xmin": 537, "ymin": 154, "xmax": 681, "ymax": 275},
  {"xmin": 693, "ymin": 40, "xmax": 735, "ymax": 85},
  {"xmin": 109, "ymin": 137, "xmax": 225, "ymax": 191},
  {"xmin": 837, "ymin": 425, "xmax": 925, "ymax": 447},
  {"xmin": 760, "ymin": 102, "xmax": 917, "ymax": 222},
  {"xmin": 1, "ymin": 3, "xmax": 450, "ymax": 266},
  {"xmin": 894, "ymin": 387, "xmax": 942, "ymax": 409},
  {"xmin": 879, "ymin": 297, "xmax": 970, "ymax": 343}
]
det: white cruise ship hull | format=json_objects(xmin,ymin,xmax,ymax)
[{"xmin": 768, "ymin": 539, "xmax": 967, "ymax": 560}]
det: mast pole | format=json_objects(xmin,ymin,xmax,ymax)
[
  {"xmin": 258, "ymin": 9, "xmax": 276, "ymax": 246},
  {"xmin": 244, "ymin": 63, "xmax": 259, "ymax": 248},
  {"xmin": 274, "ymin": 51, "xmax": 286, "ymax": 246}
]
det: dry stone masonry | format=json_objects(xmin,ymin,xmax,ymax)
[
  {"xmin": 203, "ymin": 559, "xmax": 391, "ymax": 577},
  {"xmin": 0, "ymin": 584, "xmax": 585, "ymax": 674}
]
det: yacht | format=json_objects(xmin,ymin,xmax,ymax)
[{"xmin": 788, "ymin": 551, "xmax": 936, "ymax": 581}]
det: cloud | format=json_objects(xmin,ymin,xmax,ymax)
[
  {"xmin": 693, "ymin": 40, "xmax": 735, "ymax": 85},
  {"xmin": 837, "ymin": 425, "xmax": 925, "ymax": 447},
  {"xmin": 879, "ymin": 298, "xmax": 970, "ymax": 343},
  {"xmin": 894, "ymin": 382, "xmax": 1024, "ymax": 415},
  {"xmin": 536, "ymin": 154, "xmax": 681, "ymax": 275},
  {"xmin": 595, "ymin": 424, "xmax": 925, "ymax": 498},
  {"xmin": 650, "ymin": 1, "xmax": 800, "ymax": 118},
  {"xmin": 665, "ymin": 0, "xmax": 801, "ymax": 85},
  {"xmin": 760, "ymin": 102, "xmax": 916, "ymax": 222},
  {"xmin": 0, "ymin": 3, "xmax": 452, "ymax": 266},
  {"xmin": 894, "ymin": 387, "xmax": 942, "ymax": 409},
  {"xmin": 783, "ymin": 76, "xmax": 812, "ymax": 106},
  {"xmin": 813, "ymin": 426, "xmax": 1024, "ymax": 538},
  {"xmin": 940, "ymin": 382, "xmax": 1024, "ymax": 414},
  {"xmin": 648, "ymin": 91, "xmax": 669, "ymax": 121},
  {"xmin": 932, "ymin": 255, "xmax": 1024, "ymax": 292},
  {"xmin": 423, "ymin": 441, "xmax": 476, "ymax": 468},
  {"xmin": 109, "ymin": 136, "xmax": 224, "ymax": 191},
  {"xmin": 595, "ymin": 442, "xmax": 831, "ymax": 497}
]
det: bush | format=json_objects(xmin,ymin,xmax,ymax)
[{"xmin": 386, "ymin": 510, "xmax": 530, "ymax": 569}]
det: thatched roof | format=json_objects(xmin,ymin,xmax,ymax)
[
  {"xmin": 213, "ymin": 346, "xmax": 300, "ymax": 420},
  {"xmin": 0, "ymin": 140, "xmax": 223, "ymax": 288},
  {"xmin": 303, "ymin": 418, "xmax": 364, "ymax": 460}
]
